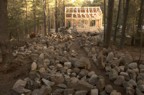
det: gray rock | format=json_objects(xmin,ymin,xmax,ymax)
[
  {"xmin": 32, "ymin": 89, "xmax": 40, "ymax": 95},
  {"xmin": 119, "ymin": 66, "xmax": 125, "ymax": 72},
  {"xmin": 78, "ymin": 80, "xmax": 94, "ymax": 90},
  {"xmin": 109, "ymin": 69, "xmax": 118, "ymax": 80},
  {"xmin": 114, "ymin": 75, "xmax": 125, "ymax": 86},
  {"xmin": 52, "ymin": 88, "xmax": 64, "ymax": 95},
  {"xmin": 100, "ymin": 91, "xmax": 108, "ymax": 95},
  {"xmin": 88, "ymin": 74, "xmax": 98, "ymax": 85},
  {"xmin": 110, "ymin": 90, "xmax": 121, "ymax": 95},
  {"xmin": 106, "ymin": 52, "xmax": 114, "ymax": 62},
  {"xmin": 39, "ymin": 53, "xmax": 45, "ymax": 60},
  {"xmin": 42, "ymin": 78, "xmax": 55, "ymax": 86},
  {"xmin": 105, "ymin": 85, "xmax": 113, "ymax": 93},
  {"xmin": 138, "ymin": 85, "xmax": 144, "ymax": 92},
  {"xmin": 73, "ymin": 68, "xmax": 81, "ymax": 74},
  {"xmin": 88, "ymin": 71, "xmax": 95, "ymax": 77},
  {"xmin": 64, "ymin": 62, "xmax": 72, "ymax": 68},
  {"xmin": 75, "ymin": 90, "xmax": 88, "ymax": 95},
  {"xmin": 64, "ymin": 89, "xmax": 74, "ymax": 95},
  {"xmin": 128, "ymin": 62, "xmax": 138, "ymax": 69},
  {"xmin": 50, "ymin": 73, "xmax": 64, "ymax": 84},
  {"xmin": 91, "ymin": 89, "xmax": 98, "ymax": 95},
  {"xmin": 39, "ymin": 67, "xmax": 46, "ymax": 74},
  {"xmin": 105, "ymin": 66, "xmax": 112, "ymax": 72},
  {"xmin": 136, "ymin": 88, "xmax": 144, "ymax": 95},
  {"xmin": 43, "ymin": 59, "xmax": 50, "ymax": 67},
  {"xmin": 139, "ymin": 64, "xmax": 144, "ymax": 69},
  {"xmin": 31, "ymin": 62, "xmax": 37, "ymax": 71},
  {"xmin": 79, "ymin": 69, "xmax": 89, "ymax": 78},
  {"xmin": 120, "ymin": 72, "xmax": 130, "ymax": 81},
  {"xmin": 126, "ymin": 87, "xmax": 135, "ymax": 95},
  {"xmin": 57, "ymin": 84, "xmax": 67, "ymax": 89},
  {"xmin": 96, "ymin": 76, "xmax": 105, "ymax": 91},
  {"xmin": 12, "ymin": 79, "xmax": 30, "ymax": 94}
]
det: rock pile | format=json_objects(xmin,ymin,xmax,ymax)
[{"xmin": 11, "ymin": 32, "xmax": 143, "ymax": 95}]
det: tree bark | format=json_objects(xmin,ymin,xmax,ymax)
[
  {"xmin": 47, "ymin": 1, "xmax": 51, "ymax": 33},
  {"xmin": 43, "ymin": 0, "xmax": 47, "ymax": 35},
  {"xmin": 55, "ymin": 0, "xmax": 58, "ymax": 32},
  {"xmin": 113, "ymin": 0, "xmax": 122, "ymax": 43},
  {"xmin": 33, "ymin": 0, "xmax": 36, "ymax": 33},
  {"xmin": 120, "ymin": 0, "xmax": 130, "ymax": 48},
  {"xmin": 104, "ymin": 0, "xmax": 114, "ymax": 48},
  {"xmin": 103, "ymin": 0, "xmax": 106, "ymax": 43}
]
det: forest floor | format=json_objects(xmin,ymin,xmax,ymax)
[{"xmin": 0, "ymin": 32, "xmax": 143, "ymax": 95}]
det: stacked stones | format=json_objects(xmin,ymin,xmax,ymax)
[{"xmin": 11, "ymin": 32, "xmax": 143, "ymax": 95}]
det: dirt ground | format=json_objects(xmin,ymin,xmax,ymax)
[{"xmin": 0, "ymin": 37, "xmax": 143, "ymax": 95}]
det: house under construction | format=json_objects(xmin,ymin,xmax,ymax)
[{"xmin": 65, "ymin": 7, "xmax": 103, "ymax": 32}]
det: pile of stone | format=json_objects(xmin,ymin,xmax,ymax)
[{"xmin": 11, "ymin": 32, "xmax": 122, "ymax": 95}]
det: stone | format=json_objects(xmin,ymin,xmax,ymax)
[
  {"xmin": 139, "ymin": 64, "xmax": 144, "ymax": 69},
  {"xmin": 43, "ymin": 59, "xmax": 50, "ymax": 67},
  {"xmin": 100, "ymin": 91, "xmax": 108, "ymax": 95},
  {"xmin": 136, "ymin": 88, "xmax": 144, "ymax": 95},
  {"xmin": 128, "ymin": 79, "xmax": 137, "ymax": 87},
  {"xmin": 69, "ymin": 77, "xmax": 79, "ymax": 87},
  {"xmin": 138, "ymin": 85, "xmax": 144, "ymax": 92},
  {"xmin": 64, "ymin": 89, "xmax": 74, "ymax": 95},
  {"xmin": 52, "ymin": 88, "xmax": 64, "ymax": 95},
  {"xmin": 119, "ymin": 66, "xmax": 125, "ymax": 72},
  {"xmin": 32, "ymin": 89, "xmax": 40, "ymax": 95},
  {"xmin": 120, "ymin": 72, "xmax": 130, "ymax": 81},
  {"xmin": 42, "ymin": 78, "xmax": 55, "ymax": 86},
  {"xmin": 110, "ymin": 90, "xmax": 121, "ymax": 95},
  {"xmin": 64, "ymin": 62, "xmax": 72, "ymax": 69},
  {"xmin": 109, "ymin": 69, "xmax": 118, "ymax": 80},
  {"xmin": 128, "ymin": 62, "xmax": 138, "ymax": 69},
  {"xmin": 39, "ymin": 67, "xmax": 46, "ymax": 74},
  {"xmin": 96, "ymin": 76, "xmax": 105, "ymax": 91},
  {"xmin": 50, "ymin": 73, "xmax": 64, "ymax": 84},
  {"xmin": 57, "ymin": 84, "xmax": 67, "ymax": 89},
  {"xmin": 91, "ymin": 89, "xmax": 98, "ymax": 95},
  {"xmin": 31, "ymin": 62, "xmax": 37, "ymax": 71},
  {"xmin": 74, "ymin": 57, "xmax": 91, "ymax": 69},
  {"xmin": 78, "ymin": 80, "xmax": 94, "ymax": 90},
  {"xmin": 75, "ymin": 90, "xmax": 88, "ymax": 95},
  {"xmin": 79, "ymin": 69, "xmax": 89, "ymax": 78},
  {"xmin": 105, "ymin": 85, "xmax": 113, "ymax": 93},
  {"xmin": 73, "ymin": 68, "xmax": 80, "ymax": 74},
  {"xmin": 88, "ymin": 71, "xmax": 95, "ymax": 77},
  {"xmin": 106, "ymin": 52, "xmax": 114, "ymax": 62},
  {"xmin": 105, "ymin": 66, "xmax": 111, "ymax": 72},
  {"xmin": 126, "ymin": 87, "xmax": 135, "ymax": 95},
  {"xmin": 114, "ymin": 75, "xmax": 125, "ymax": 86},
  {"xmin": 12, "ymin": 79, "xmax": 31, "ymax": 94},
  {"xmin": 39, "ymin": 53, "xmax": 45, "ymax": 60},
  {"xmin": 88, "ymin": 74, "xmax": 98, "ymax": 85}
]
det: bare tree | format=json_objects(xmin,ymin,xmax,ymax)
[
  {"xmin": 113, "ymin": 0, "xmax": 122, "ymax": 43},
  {"xmin": 120, "ymin": 0, "xmax": 130, "ymax": 48},
  {"xmin": 33, "ymin": 0, "xmax": 36, "ymax": 33},
  {"xmin": 55, "ymin": 0, "xmax": 58, "ymax": 32},
  {"xmin": 104, "ymin": 0, "xmax": 114, "ymax": 48},
  {"xmin": 103, "ymin": 0, "xmax": 106, "ymax": 43},
  {"xmin": 43, "ymin": 0, "xmax": 47, "ymax": 35},
  {"xmin": 47, "ymin": 0, "xmax": 51, "ymax": 33}
]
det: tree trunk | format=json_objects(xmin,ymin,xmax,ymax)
[
  {"xmin": 55, "ymin": 0, "xmax": 58, "ymax": 32},
  {"xmin": 48, "ymin": 1, "xmax": 51, "ymax": 33},
  {"xmin": 104, "ymin": 0, "xmax": 114, "ymax": 48},
  {"xmin": 25, "ymin": 0, "xmax": 28, "ymax": 36},
  {"xmin": 103, "ymin": 0, "xmax": 106, "ymax": 43},
  {"xmin": 63, "ymin": 0, "xmax": 65, "ymax": 27},
  {"xmin": 0, "ymin": 0, "xmax": 10, "ymax": 64},
  {"xmin": 120, "ymin": 0, "xmax": 130, "ymax": 48},
  {"xmin": 43, "ymin": 0, "xmax": 47, "ymax": 35},
  {"xmin": 113, "ymin": 0, "xmax": 122, "ymax": 43},
  {"xmin": 138, "ymin": 0, "xmax": 144, "ymax": 62},
  {"xmin": 33, "ymin": 0, "xmax": 36, "ymax": 33}
]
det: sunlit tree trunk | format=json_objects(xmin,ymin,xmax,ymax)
[
  {"xmin": 113, "ymin": 0, "xmax": 122, "ymax": 43},
  {"xmin": 63, "ymin": 0, "xmax": 65, "ymax": 27},
  {"xmin": 33, "ymin": 0, "xmax": 36, "ymax": 33},
  {"xmin": 55, "ymin": 0, "xmax": 58, "ymax": 32},
  {"xmin": 120, "ymin": 0, "xmax": 130, "ymax": 48},
  {"xmin": 104, "ymin": 0, "xmax": 114, "ymax": 48},
  {"xmin": 43, "ymin": 0, "xmax": 47, "ymax": 35},
  {"xmin": 47, "ymin": 0, "xmax": 50, "ymax": 33}
]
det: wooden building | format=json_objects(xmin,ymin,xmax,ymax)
[{"xmin": 65, "ymin": 7, "xmax": 103, "ymax": 32}]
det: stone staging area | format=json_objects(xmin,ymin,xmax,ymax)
[{"xmin": 10, "ymin": 31, "xmax": 144, "ymax": 95}]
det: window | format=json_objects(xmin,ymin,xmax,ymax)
[{"xmin": 90, "ymin": 20, "xmax": 96, "ymax": 27}]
